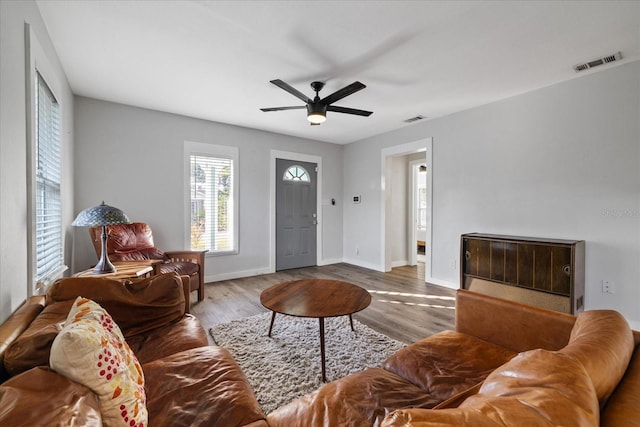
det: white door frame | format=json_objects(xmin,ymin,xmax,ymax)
[
  {"xmin": 269, "ymin": 150, "xmax": 322, "ymax": 273},
  {"xmin": 381, "ymin": 137, "xmax": 433, "ymax": 282}
]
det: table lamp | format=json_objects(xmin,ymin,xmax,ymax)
[{"xmin": 72, "ymin": 201, "xmax": 130, "ymax": 274}]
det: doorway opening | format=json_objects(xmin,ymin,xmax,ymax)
[
  {"xmin": 381, "ymin": 137, "xmax": 433, "ymax": 282},
  {"xmin": 410, "ymin": 160, "xmax": 428, "ymax": 266}
]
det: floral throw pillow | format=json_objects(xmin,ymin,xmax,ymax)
[{"xmin": 50, "ymin": 297, "xmax": 147, "ymax": 427}]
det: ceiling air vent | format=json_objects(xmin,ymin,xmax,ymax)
[
  {"xmin": 404, "ymin": 115, "xmax": 427, "ymax": 123},
  {"xmin": 573, "ymin": 52, "xmax": 622, "ymax": 72}
]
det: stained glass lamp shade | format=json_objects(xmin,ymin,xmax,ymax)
[{"xmin": 72, "ymin": 201, "xmax": 130, "ymax": 274}]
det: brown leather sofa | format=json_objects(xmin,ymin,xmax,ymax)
[
  {"xmin": 89, "ymin": 222, "xmax": 207, "ymax": 301},
  {"xmin": 268, "ymin": 289, "xmax": 640, "ymax": 426},
  {"xmin": 0, "ymin": 273, "xmax": 266, "ymax": 426}
]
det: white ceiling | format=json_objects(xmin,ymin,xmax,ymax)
[{"xmin": 36, "ymin": 0, "xmax": 640, "ymax": 145}]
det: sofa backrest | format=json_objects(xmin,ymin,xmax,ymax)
[
  {"xmin": 88, "ymin": 222, "xmax": 168, "ymax": 261},
  {"xmin": 559, "ymin": 309, "xmax": 634, "ymax": 409},
  {"xmin": 455, "ymin": 289, "xmax": 576, "ymax": 353},
  {"xmin": 46, "ymin": 272, "xmax": 186, "ymax": 336},
  {"xmin": 2, "ymin": 273, "xmax": 187, "ymax": 378}
]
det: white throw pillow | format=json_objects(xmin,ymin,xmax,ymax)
[{"xmin": 50, "ymin": 296, "xmax": 147, "ymax": 427}]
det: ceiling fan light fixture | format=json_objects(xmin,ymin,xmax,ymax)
[
  {"xmin": 307, "ymin": 103, "xmax": 326, "ymax": 124},
  {"xmin": 261, "ymin": 79, "xmax": 371, "ymax": 124}
]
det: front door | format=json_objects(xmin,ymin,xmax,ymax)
[{"xmin": 276, "ymin": 159, "xmax": 317, "ymax": 270}]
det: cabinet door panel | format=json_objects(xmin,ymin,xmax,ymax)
[
  {"xmin": 463, "ymin": 239, "xmax": 477, "ymax": 275},
  {"xmin": 551, "ymin": 247, "xmax": 572, "ymax": 296},
  {"xmin": 464, "ymin": 239, "xmax": 490, "ymax": 278},
  {"xmin": 490, "ymin": 241, "xmax": 506, "ymax": 282},
  {"xmin": 534, "ymin": 246, "xmax": 553, "ymax": 292},
  {"xmin": 504, "ymin": 242, "xmax": 518, "ymax": 284},
  {"xmin": 517, "ymin": 244, "xmax": 535, "ymax": 288},
  {"xmin": 477, "ymin": 240, "xmax": 491, "ymax": 279}
]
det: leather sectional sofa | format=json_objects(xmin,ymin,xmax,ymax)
[
  {"xmin": 267, "ymin": 289, "xmax": 640, "ymax": 426},
  {"xmin": 0, "ymin": 273, "xmax": 267, "ymax": 426},
  {"xmin": 1, "ymin": 275, "xmax": 638, "ymax": 426}
]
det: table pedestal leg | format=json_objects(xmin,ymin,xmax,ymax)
[
  {"xmin": 319, "ymin": 317, "xmax": 326, "ymax": 382},
  {"xmin": 349, "ymin": 314, "xmax": 355, "ymax": 331},
  {"xmin": 268, "ymin": 311, "xmax": 276, "ymax": 337}
]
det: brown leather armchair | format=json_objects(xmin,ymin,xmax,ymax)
[{"xmin": 89, "ymin": 222, "xmax": 207, "ymax": 301}]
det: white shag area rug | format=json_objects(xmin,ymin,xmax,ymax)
[{"xmin": 209, "ymin": 312, "xmax": 405, "ymax": 414}]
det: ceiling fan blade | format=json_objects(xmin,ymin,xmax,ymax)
[
  {"xmin": 327, "ymin": 105, "xmax": 373, "ymax": 117},
  {"xmin": 270, "ymin": 79, "xmax": 312, "ymax": 103},
  {"xmin": 320, "ymin": 81, "xmax": 366, "ymax": 105},
  {"xmin": 260, "ymin": 106, "xmax": 307, "ymax": 112}
]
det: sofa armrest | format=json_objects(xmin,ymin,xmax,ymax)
[
  {"xmin": 0, "ymin": 296, "xmax": 45, "ymax": 382},
  {"xmin": 601, "ymin": 345, "xmax": 640, "ymax": 426},
  {"xmin": 165, "ymin": 250, "xmax": 207, "ymax": 267},
  {"xmin": 179, "ymin": 275, "xmax": 190, "ymax": 313},
  {"xmin": 455, "ymin": 289, "xmax": 576, "ymax": 353}
]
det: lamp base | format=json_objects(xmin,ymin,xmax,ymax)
[
  {"xmin": 93, "ymin": 224, "xmax": 117, "ymax": 274},
  {"xmin": 92, "ymin": 257, "xmax": 116, "ymax": 274}
]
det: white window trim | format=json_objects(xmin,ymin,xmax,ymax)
[
  {"xmin": 25, "ymin": 23, "xmax": 68, "ymax": 295},
  {"xmin": 183, "ymin": 141, "xmax": 239, "ymax": 256}
]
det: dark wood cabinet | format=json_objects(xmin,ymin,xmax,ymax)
[{"xmin": 460, "ymin": 233, "xmax": 585, "ymax": 314}]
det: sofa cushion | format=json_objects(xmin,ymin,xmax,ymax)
[
  {"xmin": 156, "ymin": 261, "xmax": 199, "ymax": 276},
  {"xmin": 46, "ymin": 272, "xmax": 186, "ymax": 337},
  {"xmin": 383, "ymin": 330, "xmax": 516, "ymax": 401},
  {"xmin": 143, "ymin": 346, "xmax": 266, "ymax": 426},
  {"xmin": 0, "ymin": 366, "xmax": 102, "ymax": 426},
  {"xmin": 382, "ymin": 349, "xmax": 599, "ymax": 427},
  {"xmin": 50, "ymin": 297, "xmax": 148, "ymax": 427},
  {"xmin": 267, "ymin": 367, "xmax": 443, "ymax": 427},
  {"xmin": 127, "ymin": 314, "xmax": 208, "ymax": 364},
  {"xmin": 559, "ymin": 310, "xmax": 634, "ymax": 408},
  {"xmin": 3, "ymin": 299, "xmax": 73, "ymax": 376},
  {"xmin": 431, "ymin": 382, "xmax": 483, "ymax": 410}
]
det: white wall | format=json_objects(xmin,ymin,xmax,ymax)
[
  {"xmin": 343, "ymin": 61, "xmax": 640, "ymax": 328},
  {"xmin": 0, "ymin": 0, "xmax": 74, "ymax": 323},
  {"xmin": 73, "ymin": 97, "xmax": 343, "ymax": 282}
]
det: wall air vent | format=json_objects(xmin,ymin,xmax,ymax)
[
  {"xmin": 573, "ymin": 52, "xmax": 622, "ymax": 72},
  {"xmin": 404, "ymin": 115, "xmax": 427, "ymax": 123}
]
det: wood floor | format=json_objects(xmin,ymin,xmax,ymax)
[{"xmin": 191, "ymin": 263, "xmax": 456, "ymax": 345}]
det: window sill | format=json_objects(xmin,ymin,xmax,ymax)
[
  {"xmin": 35, "ymin": 265, "xmax": 68, "ymax": 294},
  {"xmin": 205, "ymin": 250, "xmax": 239, "ymax": 258}
]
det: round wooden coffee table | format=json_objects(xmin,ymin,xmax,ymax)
[{"xmin": 260, "ymin": 279, "xmax": 372, "ymax": 382}]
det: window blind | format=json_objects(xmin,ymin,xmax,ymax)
[
  {"xmin": 35, "ymin": 72, "xmax": 63, "ymax": 283},
  {"xmin": 189, "ymin": 154, "xmax": 234, "ymax": 253}
]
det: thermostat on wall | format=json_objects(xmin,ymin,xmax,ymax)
[{"xmin": 353, "ymin": 195, "xmax": 361, "ymax": 203}]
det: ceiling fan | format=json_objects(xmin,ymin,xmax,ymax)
[{"xmin": 260, "ymin": 79, "xmax": 373, "ymax": 125}]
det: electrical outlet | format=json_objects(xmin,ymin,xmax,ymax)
[
  {"xmin": 449, "ymin": 258, "xmax": 456, "ymax": 270},
  {"xmin": 601, "ymin": 280, "xmax": 614, "ymax": 294},
  {"xmin": 355, "ymin": 247, "xmax": 359, "ymax": 255}
]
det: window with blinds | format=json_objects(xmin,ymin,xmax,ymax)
[
  {"xmin": 35, "ymin": 72, "xmax": 63, "ymax": 283},
  {"xmin": 189, "ymin": 152, "xmax": 237, "ymax": 253}
]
